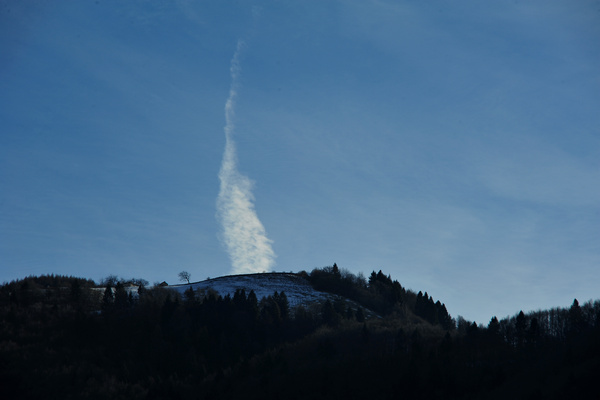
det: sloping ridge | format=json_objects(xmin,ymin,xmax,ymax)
[{"xmin": 168, "ymin": 272, "xmax": 334, "ymax": 309}]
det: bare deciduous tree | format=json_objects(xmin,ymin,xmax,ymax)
[{"xmin": 178, "ymin": 271, "xmax": 191, "ymax": 284}]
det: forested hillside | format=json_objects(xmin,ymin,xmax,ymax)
[{"xmin": 0, "ymin": 267, "xmax": 598, "ymax": 399}]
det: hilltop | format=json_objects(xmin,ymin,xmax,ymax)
[
  {"xmin": 168, "ymin": 272, "xmax": 333, "ymax": 309},
  {"xmin": 167, "ymin": 272, "xmax": 379, "ymax": 319}
]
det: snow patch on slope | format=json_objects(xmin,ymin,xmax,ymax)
[{"xmin": 168, "ymin": 273, "xmax": 332, "ymax": 308}]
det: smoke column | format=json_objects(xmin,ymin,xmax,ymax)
[{"xmin": 217, "ymin": 40, "xmax": 276, "ymax": 275}]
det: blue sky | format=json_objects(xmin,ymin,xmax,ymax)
[{"xmin": 1, "ymin": 0, "xmax": 599, "ymax": 324}]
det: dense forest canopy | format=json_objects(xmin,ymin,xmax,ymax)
[{"xmin": 1, "ymin": 266, "xmax": 598, "ymax": 399}]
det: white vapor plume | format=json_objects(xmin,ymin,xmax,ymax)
[{"xmin": 217, "ymin": 40, "xmax": 276, "ymax": 275}]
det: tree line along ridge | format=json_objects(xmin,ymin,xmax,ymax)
[{"xmin": 1, "ymin": 265, "xmax": 598, "ymax": 399}]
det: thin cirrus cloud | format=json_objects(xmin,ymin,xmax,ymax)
[{"xmin": 216, "ymin": 40, "xmax": 276, "ymax": 275}]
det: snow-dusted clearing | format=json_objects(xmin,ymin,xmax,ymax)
[{"xmin": 169, "ymin": 273, "xmax": 341, "ymax": 309}]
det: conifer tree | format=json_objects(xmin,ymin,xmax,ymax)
[
  {"xmin": 488, "ymin": 316, "xmax": 500, "ymax": 337},
  {"xmin": 515, "ymin": 311, "xmax": 527, "ymax": 347},
  {"xmin": 70, "ymin": 279, "xmax": 82, "ymax": 304},
  {"xmin": 114, "ymin": 282, "xmax": 129, "ymax": 310},
  {"xmin": 102, "ymin": 284, "xmax": 113, "ymax": 313},
  {"xmin": 568, "ymin": 298, "xmax": 584, "ymax": 335},
  {"xmin": 527, "ymin": 317, "xmax": 541, "ymax": 347},
  {"xmin": 332, "ymin": 263, "xmax": 340, "ymax": 278},
  {"xmin": 277, "ymin": 291, "xmax": 289, "ymax": 319},
  {"xmin": 184, "ymin": 286, "xmax": 196, "ymax": 304},
  {"xmin": 369, "ymin": 271, "xmax": 378, "ymax": 286},
  {"xmin": 247, "ymin": 290, "xmax": 259, "ymax": 319}
]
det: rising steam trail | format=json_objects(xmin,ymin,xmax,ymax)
[{"xmin": 217, "ymin": 40, "xmax": 276, "ymax": 275}]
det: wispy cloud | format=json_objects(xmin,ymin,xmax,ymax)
[{"xmin": 216, "ymin": 40, "xmax": 276, "ymax": 275}]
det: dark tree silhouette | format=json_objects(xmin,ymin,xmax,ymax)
[
  {"xmin": 488, "ymin": 316, "xmax": 500, "ymax": 337},
  {"xmin": 102, "ymin": 284, "xmax": 113, "ymax": 313},
  {"xmin": 332, "ymin": 263, "xmax": 340, "ymax": 278},
  {"xmin": 568, "ymin": 298, "xmax": 585, "ymax": 335},
  {"xmin": 515, "ymin": 311, "xmax": 527, "ymax": 347},
  {"xmin": 114, "ymin": 282, "xmax": 129, "ymax": 310},
  {"xmin": 178, "ymin": 271, "xmax": 191, "ymax": 284}
]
